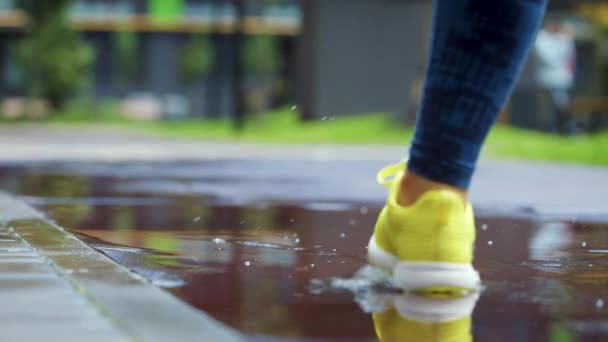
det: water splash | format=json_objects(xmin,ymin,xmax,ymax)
[{"xmin": 308, "ymin": 265, "xmax": 400, "ymax": 312}]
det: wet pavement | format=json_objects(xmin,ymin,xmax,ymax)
[
  {"xmin": 0, "ymin": 192, "xmax": 243, "ymax": 341},
  {"xmin": 1, "ymin": 160, "xmax": 608, "ymax": 341}
]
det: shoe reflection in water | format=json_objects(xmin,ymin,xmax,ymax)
[{"xmin": 373, "ymin": 291, "xmax": 479, "ymax": 342}]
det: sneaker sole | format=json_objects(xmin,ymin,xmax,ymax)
[
  {"xmin": 392, "ymin": 291, "xmax": 480, "ymax": 323},
  {"xmin": 367, "ymin": 235, "xmax": 480, "ymax": 291}
]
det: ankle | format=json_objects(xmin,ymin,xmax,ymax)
[{"xmin": 397, "ymin": 171, "xmax": 468, "ymax": 206}]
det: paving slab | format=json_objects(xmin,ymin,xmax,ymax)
[
  {"xmin": 0, "ymin": 191, "xmax": 244, "ymax": 342},
  {"xmin": 0, "ymin": 222, "xmax": 126, "ymax": 342}
]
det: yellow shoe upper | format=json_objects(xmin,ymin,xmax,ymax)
[{"xmin": 372, "ymin": 163, "xmax": 476, "ymax": 265}]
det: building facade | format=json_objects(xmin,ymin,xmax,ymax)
[{"xmin": 0, "ymin": 0, "xmax": 300, "ymax": 118}]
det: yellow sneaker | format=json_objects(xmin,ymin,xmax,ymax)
[
  {"xmin": 367, "ymin": 162, "xmax": 480, "ymax": 292},
  {"xmin": 373, "ymin": 291, "xmax": 479, "ymax": 342}
]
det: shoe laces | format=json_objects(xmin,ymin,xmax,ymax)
[{"xmin": 377, "ymin": 161, "xmax": 406, "ymax": 187}]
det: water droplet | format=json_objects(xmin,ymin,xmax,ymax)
[
  {"xmin": 349, "ymin": 219, "xmax": 357, "ymax": 226},
  {"xmin": 244, "ymin": 261, "xmax": 251, "ymax": 266},
  {"xmin": 193, "ymin": 216, "xmax": 201, "ymax": 222},
  {"xmin": 596, "ymin": 299, "xmax": 604, "ymax": 309},
  {"xmin": 582, "ymin": 241, "xmax": 587, "ymax": 247},
  {"xmin": 294, "ymin": 238, "xmax": 300, "ymax": 244},
  {"xmin": 291, "ymin": 105, "xmax": 297, "ymax": 110},
  {"xmin": 321, "ymin": 116, "xmax": 328, "ymax": 121},
  {"xmin": 212, "ymin": 238, "xmax": 226, "ymax": 244},
  {"xmin": 290, "ymin": 218, "xmax": 295, "ymax": 223},
  {"xmin": 488, "ymin": 240, "xmax": 493, "ymax": 246},
  {"xmin": 481, "ymin": 224, "xmax": 488, "ymax": 230},
  {"xmin": 340, "ymin": 233, "xmax": 346, "ymax": 238},
  {"xmin": 589, "ymin": 264, "xmax": 594, "ymax": 267},
  {"xmin": 360, "ymin": 207, "xmax": 368, "ymax": 215},
  {"xmin": 310, "ymin": 263, "xmax": 315, "ymax": 268},
  {"xmin": 332, "ymin": 248, "xmax": 337, "ymax": 252}
]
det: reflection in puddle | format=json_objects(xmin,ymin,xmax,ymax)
[
  {"xmin": 312, "ymin": 265, "xmax": 482, "ymax": 342},
  {"xmin": 372, "ymin": 292, "xmax": 479, "ymax": 342},
  {"xmin": 1, "ymin": 162, "xmax": 608, "ymax": 341},
  {"xmin": 64, "ymin": 209, "xmax": 608, "ymax": 341}
]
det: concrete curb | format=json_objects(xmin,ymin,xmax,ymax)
[{"xmin": 0, "ymin": 191, "xmax": 244, "ymax": 342}]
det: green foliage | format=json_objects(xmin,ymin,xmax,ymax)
[
  {"xmin": 49, "ymin": 98, "xmax": 126, "ymax": 122},
  {"xmin": 15, "ymin": 0, "xmax": 93, "ymax": 109},
  {"xmin": 15, "ymin": 0, "xmax": 71, "ymax": 24},
  {"xmin": 178, "ymin": 34, "xmax": 215, "ymax": 83},
  {"xmin": 242, "ymin": 35, "xmax": 282, "ymax": 76},
  {"xmin": 486, "ymin": 124, "xmax": 608, "ymax": 165},
  {"xmin": 114, "ymin": 30, "xmax": 139, "ymax": 81}
]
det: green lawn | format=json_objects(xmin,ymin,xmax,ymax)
[
  {"xmin": 43, "ymin": 106, "xmax": 608, "ymax": 165},
  {"xmin": 486, "ymin": 125, "xmax": 608, "ymax": 165}
]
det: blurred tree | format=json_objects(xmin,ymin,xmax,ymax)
[
  {"xmin": 242, "ymin": 35, "xmax": 282, "ymax": 113},
  {"xmin": 15, "ymin": 0, "xmax": 93, "ymax": 110},
  {"xmin": 114, "ymin": 30, "xmax": 139, "ymax": 82},
  {"xmin": 178, "ymin": 34, "xmax": 215, "ymax": 84},
  {"xmin": 242, "ymin": 35, "xmax": 282, "ymax": 76}
]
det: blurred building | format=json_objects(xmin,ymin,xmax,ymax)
[
  {"xmin": 0, "ymin": 0, "xmax": 300, "ymax": 118},
  {"xmin": 1, "ymin": 0, "xmax": 607, "ymax": 132},
  {"xmin": 298, "ymin": 0, "xmax": 431, "ymax": 121},
  {"xmin": 299, "ymin": 0, "xmax": 608, "ymax": 132}
]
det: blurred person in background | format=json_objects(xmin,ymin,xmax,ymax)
[{"xmin": 534, "ymin": 21, "xmax": 577, "ymax": 134}]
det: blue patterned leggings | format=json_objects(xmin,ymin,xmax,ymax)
[{"xmin": 408, "ymin": 0, "xmax": 547, "ymax": 188}]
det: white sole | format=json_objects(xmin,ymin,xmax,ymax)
[
  {"xmin": 392, "ymin": 291, "xmax": 480, "ymax": 323},
  {"xmin": 368, "ymin": 235, "xmax": 480, "ymax": 291}
]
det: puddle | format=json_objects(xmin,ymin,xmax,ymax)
[{"xmin": 1, "ymin": 161, "xmax": 608, "ymax": 341}]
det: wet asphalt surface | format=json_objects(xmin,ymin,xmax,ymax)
[{"xmin": 0, "ymin": 160, "xmax": 607, "ymax": 341}]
